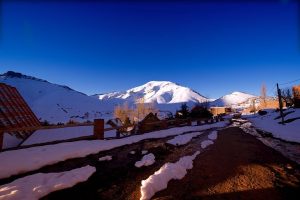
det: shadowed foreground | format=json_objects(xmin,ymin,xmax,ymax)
[{"xmin": 152, "ymin": 127, "xmax": 300, "ymax": 200}]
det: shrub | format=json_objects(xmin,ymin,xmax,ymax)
[
  {"xmin": 258, "ymin": 110, "xmax": 267, "ymax": 116},
  {"xmin": 190, "ymin": 105, "xmax": 213, "ymax": 119}
]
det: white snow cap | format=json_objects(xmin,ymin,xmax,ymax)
[
  {"xmin": 97, "ymin": 81, "xmax": 207, "ymax": 104},
  {"xmin": 140, "ymin": 151, "xmax": 200, "ymax": 200},
  {"xmin": 135, "ymin": 153, "xmax": 156, "ymax": 168},
  {"xmin": 0, "ymin": 165, "xmax": 96, "ymax": 200}
]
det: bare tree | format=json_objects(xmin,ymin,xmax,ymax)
[
  {"xmin": 114, "ymin": 99, "xmax": 157, "ymax": 123},
  {"xmin": 114, "ymin": 102, "xmax": 132, "ymax": 123},
  {"xmin": 281, "ymin": 87, "xmax": 293, "ymax": 107},
  {"xmin": 250, "ymin": 99, "xmax": 256, "ymax": 113},
  {"xmin": 260, "ymin": 83, "xmax": 267, "ymax": 109}
]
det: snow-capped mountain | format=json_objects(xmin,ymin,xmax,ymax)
[
  {"xmin": 210, "ymin": 91, "xmax": 256, "ymax": 107},
  {"xmin": 0, "ymin": 71, "xmax": 113, "ymax": 124},
  {"xmin": 93, "ymin": 81, "xmax": 208, "ymax": 105}
]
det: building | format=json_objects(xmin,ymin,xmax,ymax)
[
  {"xmin": 138, "ymin": 112, "xmax": 161, "ymax": 133},
  {"xmin": 0, "ymin": 83, "xmax": 40, "ymax": 139},
  {"xmin": 293, "ymin": 85, "xmax": 300, "ymax": 108},
  {"xmin": 210, "ymin": 107, "xmax": 227, "ymax": 116}
]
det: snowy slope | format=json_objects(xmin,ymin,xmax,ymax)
[
  {"xmin": 210, "ymin": 91, "xmax": 256, "ymax": 107},
  {"xmin": 93, "ymin": 81, "xmax": 208, "ymax": 105},
  {"xmin": 0, "ymin": 71, "xmax": 113, "ymax": 123}
]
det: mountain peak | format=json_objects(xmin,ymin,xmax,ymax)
[
  {"xmin": 1, "ymin": 71, "xmax": 48, "ymax": 82},
  {"xmin": 211, "ymin": 91, "xmax": 256, "ymax": 107},
  {"xmin": 96, "ymin": 81, "xmax": 207, "ymax": 104}
]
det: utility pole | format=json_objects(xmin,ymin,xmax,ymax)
[{"xmin": 277, "ymin": 83, "xmax": 285, "ymax": 125}]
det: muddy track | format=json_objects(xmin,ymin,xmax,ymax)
[
  {"xmin": 34, "ymin": 127, "xmax": 219, "ymax": 200},
  {"xmin": 150, "ymin": 127, "xmax": 300, "ymax": 200}
]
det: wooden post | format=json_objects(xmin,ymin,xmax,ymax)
[
  {"xmin": 162, "ymin": 120, "xmax": 168, "ymax": 129},
  {"xmin": 277, "ymin": 83, "xmax": 285, "ymax": 125},
  {"xmin": 94, "ymin": 119, "xmax": 104, "ymax": 140},
  {"xmin": 0, "ymin": 131, "xmax": 3, "ymax": 151},
  {"xmin": 187, "ymin": 119, "xmax": 192, "ymax": 126}
]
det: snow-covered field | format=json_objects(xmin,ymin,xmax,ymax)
[
  {"xmin": 0, "ymin": 165, "xmax": 95, "ymax": 200},
  {"xmin": 0, "ymin": 122, "xmax": 228, "ymax": 179},
  {"xmin": 244, "ymin": 108, "xmax": 300, "ymax": 143},
  {"xmin": 140, "ymin": 151, "xmax": 200, "ymax": 200},
  {"xmin": 22, "ymin": 126, "xmax": 117, "ymax": 146},
  {"xmin": 3, "ymin": 125, "xmax": 117, "ymax": 149}
]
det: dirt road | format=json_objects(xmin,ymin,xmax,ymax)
[
  {"xmin": 151, "ymin": 127, "xmax": 300, "ymax": 200},
  {"xmin": 39, "ymin": 126, "xmax": 300, "ymax": 200}
]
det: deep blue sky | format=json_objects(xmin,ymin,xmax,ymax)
[{"xmin": 0, "ymin": 1, "xmax": 299, "ymax": 98}]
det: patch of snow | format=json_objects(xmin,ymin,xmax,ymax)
[
  {"xmin": 208, "ymin": 131, "xmax": 218, "ymax": 140},
  {"xmin": 0, "ymin": 165, "xmax": 95, "ymax": 200},
  {"xmin": 98, "ymin": 155, "xmax": 112, "ymax": 161},
  {"xmin": 201, "ymin": 140, "xmax": 214, "ymax": 149},
  {"xmin": 140, "ymin": 151, "xmax": 200, "ymax": 200},
  {"xmin": 130, "ymin": 151, "xmax": 136, "ymax": 155},
  {"xmin": 135, "ymin": 153, "xmax": 155, "ymax": 168},
  {"xmin": 141, "ymin": 150, "xmax": 148, "ymax": 155},
  {"xmin": 167, "ymin": 132, "xmax": 202, "ymax": 146},
  {"xmin": 192, "ymin": 121, "xmax": 198, "ymax": 126},
  {"xmin": 3, "ymin": 134, "xmax": 22, "ymax": 149},
  {"xmin": 0, "ymin": 122, "xmax": 227, "ymax": 179}
]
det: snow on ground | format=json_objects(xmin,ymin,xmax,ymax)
[
  {"xmin": 3, "ymin": 125, "xmax": 117, "ymax": 149},
  {"xmin": 140, "ymin": 151, "xmax": 200, "ymax": 200},
  {"xmin": 142, "ymin": 150, "xmax": 148, "ymax": 155},
  {"xmin": 21, "ymin": 126, "xmax": 117, "ymax": 147},
  {"xmin": 245, "ymin": 108, "xmax": 300, "ymax": 143},
  {"xmin": 208, "ymin": 131, "xmax": 218, "ymax": 140},
  {"xmin": 0, "ymin": 165, "xmax": 95, "ymax": 200},
  {"xmin": 130, "ymin": 151, "xmax": 136, "ymax": 155},
  {"xmin": 135, "ymin": 153, "xmax": 155, "ymax": 168},
  {"xmin": 2, "ymin": 134, "xmax": 23, "ymax": 149},
  {"xmin": 98, "ymin": 155, "xmax": 112, "ymax": 161},
  {"xmin": 0, "ymin": 122, "xmax": 227, "ymax": 179},
  {"xmin": 200, "ymin": 130, "xmax": 219, "ymax": 149},
  {"xmin": 240, "ymin": 121, "xmax": 300, "ymax": 164},
  {"xmin": 166, "ymin": 132, "xmax": 202, "ymax": 146},
  {"xmin": 22, "ymin": 126, "xmax": 94, "ymax": 146},
  {"xmin": 201, "ymin": 140, "xmax": 214, "ymax": 149}
]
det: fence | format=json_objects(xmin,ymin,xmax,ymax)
[{"xmin": 0, "ymin": 116, "xmax": 223, "ymax": 151}]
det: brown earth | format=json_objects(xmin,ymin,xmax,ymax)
[{"xmin": 151, "ymin": 127, "xmax": 300, "ymax": 200}]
